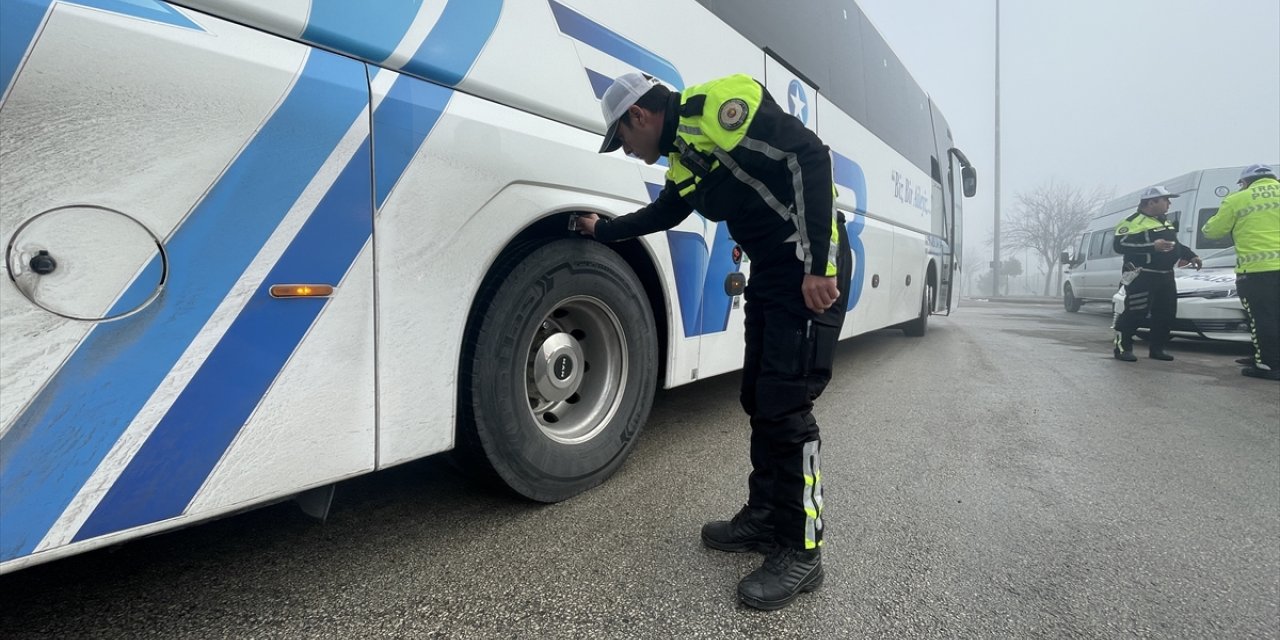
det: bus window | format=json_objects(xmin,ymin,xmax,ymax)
[{"xmin": 1196, "ymin": 208, "xmax": 1233, "ymax": 250}]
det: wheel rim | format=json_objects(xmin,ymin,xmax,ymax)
[{"xmin": 523, "ymin": 295, "xmax": 627, "ymax": 444}]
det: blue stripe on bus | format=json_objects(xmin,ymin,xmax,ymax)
[
  {"xmin": 75, "ymin": 74, "xmax": 454, "ymax": 541},
  {"xmin": 0, "ymin": 51, "xmax": 368, "ymax": 562},
  {"xmin": 831, "ymin": 151, "xmax": 867, "ymax": 215},
  {"xmin": 700, "ymin": 223, "xmax": 738, "ymax": 335},
  {"xmin": 845, "ymin": 213, "xmax": 866, "ymax": 311},
  {"xmin": 832, "ymin": 152, "xmax": 868, "ymax": 310},
  {"xmin": 3, "ymin": 0, "xmax": 202, "ymax": 103},
  {"xmin": 70, "ymin": 0, "xmax": 201, "ymax": 30},
  {"xmin": 76, "ymin": 145, "xmax": 375, "ymax": 540},
  {"xmin": 373, "ymin": 75, "xmax": 454, "ymax": 208},
  {"xmin": 302, "ymin": 0, "xmax": 419, "ymax": 64},
  {"xmin": 0, "ymin": 0, "xmax": 52, "ymax": 101},
  {"xmin": 652, "ymin": 180, "xmax": 706, "ymax": 337},
  {"xmin": 666, "ymin": 230, "xmax": 707, "ymax": 337},
  {"xmin": 585, "ymin": 67, "xmax": 612, "ymax": 98},
  {"xmin": 547, "ymin": 0, "xmax": 684, "ymax": 90},
  {"xmin": 401, "ymin": 0, "xmax": 503, "ymax": 87}
]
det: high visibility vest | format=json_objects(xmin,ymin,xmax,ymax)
[
  {"xmin": 1202, "ymin": 176, "xmax": 1280, "ymax": 273},
  {"xmin": 665, "ymin": 74, "xmax": 840, "ymax": 277}
]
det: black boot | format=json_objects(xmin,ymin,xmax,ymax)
[
  {"xmin": 1242, "ymin": 366, "xmax": 1280, "ymax": 381},
  {"xmin": 737, "ymin": 546, "xmax": 824, "ymax": 610},
  {"xmin": 1148, "ymin": 347, "xmax": 1174, "ymax": 361},
  {"xmin": 1114, "ymin": 348, "xmax": 1137, "ymax": 362},
  {"xmin": 701, "ymin": 505, "xmax": 774, "ymax": 553}
]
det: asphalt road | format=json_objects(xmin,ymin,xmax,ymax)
[{"xmin": 3, "ymin": 299, "xmax": 1277, "ymax": 639}]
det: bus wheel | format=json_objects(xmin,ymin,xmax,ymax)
[
  {"xmin": 460, "ymin": 239, "xmax": 657, "ymax": 502},
  {"xmin": 1064, "ymin": 284, "xmax": 1082, "ymax": 312},
  {"xmin": 902, "ymin": 282, "xmax": 932, "ymax": 337}
]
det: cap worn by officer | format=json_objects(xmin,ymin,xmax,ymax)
[
  {"xmin": 1238, "ymin": 163, "xmax": 1277, "ymax": 185},
  {"xmin": 598, "ymin": 72, "xmax": 660, "ymax": 154},
  {"xmin": 1139, "ymin": 185, "xmax": 1179, "ymax": 202}
]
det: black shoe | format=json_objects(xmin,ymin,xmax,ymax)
[
  {"xmin": 1241, "ymin": 366, "xmax": 1280, "ymax": 381},
  {"xmin": 1148, "ymin": 349, "xmax": 1174, "ymax": 361},
  {"xmin": 702, "ymin": 505, "xmax": 775, "ymax": 553},
  {"xmin": 1236, "ymin": 357, "xmax": 1255, "ymax": 366},
  {"xmin": 1114, "ymin": 349, "xmax": 1137, "ymax": 362},
  {"xmin": 737, "ymin": 547, "xmax": 824, "ymax": 610}
]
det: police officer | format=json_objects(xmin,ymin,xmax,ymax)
[
  {"xmin": 1112, "ymin": 185, "xmax": 1202, "ymax": 361},
  {"xmin": 1202, "ymin": 164, "xmax": 1280, "ymax": 380},
  {"xmin": 574, "ymin": 72, "xmax": 851, "ymax": 610}
]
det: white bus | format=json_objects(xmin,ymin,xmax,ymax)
[{"xmin": 0, "ymin": 0, "xmax": 976, "ymax": 573}]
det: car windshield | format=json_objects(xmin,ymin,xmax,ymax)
[{"xmin": 1201, "ymin": 247, "xmax": 1237, "ymax": 269}]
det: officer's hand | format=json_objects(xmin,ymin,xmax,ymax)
[
  {"xmin": 1154, "ymin": 239, "xmax": 1175, "ymax": 252},
  {"xmin": 802, "ymin": 275, "xmax": 839, "ymax": 314},
  {"xmin": 1189, "ymin": 256, "xmax": 1203, "ymax": 270},
  {"xmin": 575, "ymin": 213, "xmax": 600, "ymax": 237}
]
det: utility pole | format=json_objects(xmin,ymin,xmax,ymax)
[{"xmin": 991, "ymin": 0, "xmax": 1002, "ymax": 297}]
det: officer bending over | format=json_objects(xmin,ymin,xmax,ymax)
[{"xmin": 574, "ymin": 72, "xmax": 852, "ymax": 610}]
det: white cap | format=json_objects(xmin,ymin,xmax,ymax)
[
  {"xmin": 1138, "ymin": 185, "xmax": 1179, "ymax": 201},
  {"xmin": 598, "ymin": 72, "xmax": 660, "ymax": 153},
  {"xmin": 1239, "ymin": 163, "xmax": 1276, "ymax": 183}
]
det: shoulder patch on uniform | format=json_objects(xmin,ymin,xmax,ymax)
[
  {"xmin": 1117, "ymin": 226, "xmax": 1129, "ymax": 234},
  {"xmin": 718, "ymin": 98, "xmax": 749, "ymax": 130}
]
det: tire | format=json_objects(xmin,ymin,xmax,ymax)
[
  {"xmin": 458, "ymin": 239, "xmax": 658, "ymax": 502},
  {"xmin": 902, "ymin": 282, "xmax": 933, "ymax": 337},
  {"xmin": 1063, "ymin": 284, "xmax": 1082, "ymax": 312}
]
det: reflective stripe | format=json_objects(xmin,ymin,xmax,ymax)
[
  {"xmin": 710, "ymin": 148, "xmax": 793, "ymax": 222},
  {"xmin": 1241, "ymin": 295, "xmax": 1262, "ymax": 364},
  {"xmin": 1234, "ymin": 201, "xmax": 1280, "ymax": 219},
  {"xmin": 826, "ymin": 216, "xmax": 840, "ymax": 276},
  {"xmin": 802, "ymin": 440, "xmax": 823, "ymax": 550},
  {"xmin": 1239, "ymin": 250, "xmax": 1280, "ymax": 264},
  {"xmin": 734, "ymin": 135, "xmax": 822, "ymax": 274},
  {"xmin": 1137, "ymin": 267, "xmax": 1172, "ymax": 274},
  {"xmin": 677, "ymin": 124, "xmax": 702, "ymax": 136}
]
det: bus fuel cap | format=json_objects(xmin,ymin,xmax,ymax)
[{"xmin": 28, "ymin": 250, "xmax": 57, "ymax": 275}]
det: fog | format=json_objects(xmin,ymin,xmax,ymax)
[{"xmin": 856, "ymin": 0, "xmax": 1280, "ymax": 277}]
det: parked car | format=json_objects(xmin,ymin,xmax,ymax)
[{"xmin": 1110, "ymin": 248, "xmax": 1250, "ymax": 342}]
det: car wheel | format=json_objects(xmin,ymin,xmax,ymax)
[{"xmin": 1063, "ymin": 284, "xmax": 1082, "ymax": 312}]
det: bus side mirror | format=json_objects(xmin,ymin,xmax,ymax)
[
  {"xmin": 1060, "ymin": 250, "xmax": 1073, "ymax": 266},
  {"xmin": 961, "ymin": 166, "xmax": 977, "ymax": 197}
]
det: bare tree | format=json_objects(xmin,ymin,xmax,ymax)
[{"xmin": 1003, "ymin": 180, "xmax": 1113, "ymax": 296}]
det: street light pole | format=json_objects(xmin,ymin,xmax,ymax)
[{"xmin": 991, "ymin": 0, "xmax": 1002, "ymax": 297}]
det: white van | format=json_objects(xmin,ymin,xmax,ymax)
[{"xmin": 1060, "ymin": 165, "xmax": 1276, "ymax": 311}]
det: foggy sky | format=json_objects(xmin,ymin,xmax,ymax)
[{"xmin": 856, "ymin": 0, "xmax": 1280, "ymax": 269}]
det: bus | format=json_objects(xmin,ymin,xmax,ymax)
[
  {"xmin": 1061, "ymin": 165, "xmax": 1276, "ymax": 311},
  {"xmin": 0, "ymin": 0, "xmax": 976, "ymax": 573}
]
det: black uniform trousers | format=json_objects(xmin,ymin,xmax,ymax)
[
  {"xmin": 1115, "ymin": 271, "xmax": 1176, "ymax": 352},
  {"xmin": 1239, "ymin": 270, "xmax": 1280, "ymax": 370},
  {"xmin": 739, "ymin": 226, "xmax": 852, "ymax": 550}
]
